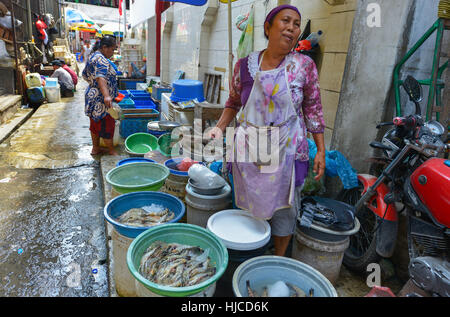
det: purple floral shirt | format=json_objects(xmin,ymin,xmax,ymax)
[{"xmin": 225, "ymin": 50, "xmax": 325, "ymax": 162}]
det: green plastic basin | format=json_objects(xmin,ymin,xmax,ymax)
[
  {"xmin": 157, "ymin": 133, "xmax": 178, "ymax": 157},
  {"xmin": 125, "ymin": 133, "xmax": 159, "ymax": 155},
  {"xmin": 127, "ymin": 223, "xmax": 229, "ymax": 297},
  {"xmin": 105, "ymin": 162, "xmax": 170, "ymax": 194}
]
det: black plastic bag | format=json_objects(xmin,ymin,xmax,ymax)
[{"xmin": 299, "ymin": 196, "xmax": 355, "ymax": 232}]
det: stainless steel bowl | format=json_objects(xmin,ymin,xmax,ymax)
[{"xmin": 188, "ymin": 178, "xmax": 226, "ymax": 196}]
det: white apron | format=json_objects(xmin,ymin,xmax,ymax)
[{"xmin": 232, "ymin": 51, "xmax": 304, "ymax": 219}]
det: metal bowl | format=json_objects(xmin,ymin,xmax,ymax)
[
  {"xmin": 188, "ymin": 178, "xmax": 226, "ymax": 196},
  {"xmin": 158, "ymin": 120, "xmax": 181, "ymax": 131}
]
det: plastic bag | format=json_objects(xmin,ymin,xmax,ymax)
[
  {"xmin": 107, "ymin": 102, "xmax": 122, "ymax": 120},
  {"xmin": 0, "ymin": 39, "xmax": 10, "ymax": 60},
  {"xmin": 307, "ymin": 139, "xmax": 358, "ymax": 189},
  {"xmin": 236, "ymin": 6, "xmax": 254, "ymax": 59},
  {"xmin": 177, "ymin": 157, "xmax": 199, "ymax": 172},
  {"xmin": 188, "ymin": 164, "xmax": 225, "ymax": 188}
]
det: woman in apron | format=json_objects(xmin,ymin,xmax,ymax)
[{"xmin": 210, "ymin": 5, "xmax": 326, "ymax": 256}]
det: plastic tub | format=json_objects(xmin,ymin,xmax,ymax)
[
  {"xmin": 45, "ymin": 85, "xmax": 61, "ymax": 103},
  {"xmin": 116, "ymin": 158, "xmax": 156, "ymax": 167},
  {"xmin": 232, "ymin": 256, "xmax": 338, "ymax": 297},
  {"xmin": 118, "ymin": 98, "xmax": 135, "ymax": 109},
  {"xmin": 45, "ymin": 78, "xmax": 58, "ymax": 88},
  {"xmin": 186, "ymin": 183, "xmax": 231, "ymax": 228},
  {"xmin": 125, "ymin": 133, "xmax": 158, "ymax": 155},
  {"xmin": 104, "ymin": 191, "xmax": 186, "ymax": 238},
  {"xmin": 127, "ymin": 223, "xmax": 229, "ymax": 297},
  {"xmin": 134, "ymin": 99, "xmax": 157, "ymax": 109},
  {"xmin": 170, "ymin": 79, "xmax": 205, "ymax": 102},
  {"xmin": 207, "ymin": 209, "xmax": 270, "ymax": 252},
  {"xmin": 105, "ymin": 162, "xmax": 170, "ymax": 194},
  {"xmin": 158, "ymin": 133, "xmax": 179, "ymax": 157}
]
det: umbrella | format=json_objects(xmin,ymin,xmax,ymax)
[
  {"xmin": 70, "ymin": 22, "xmax": 100, "ymax": 34},
  {"xmin": 100, "ymin": 22, "xmax": 125, "ymax": 37},
  {"xmin": 65, "ymin": 8, "xmax": 95, "ymax": 25}
]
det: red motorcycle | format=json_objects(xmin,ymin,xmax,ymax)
[{"xmin": 338, "ymin": 76, "xmax": 449, "ymax": 296}]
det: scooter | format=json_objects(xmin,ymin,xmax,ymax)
[{"xmin": 337, "ymin": 75, "xmax": 449, "ymax": 296}]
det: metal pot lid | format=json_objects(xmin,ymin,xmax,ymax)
[
  {"xmin": 206, "ymin": 209, "xmax": 271, "ymax": 251},
  {"xmin": 147, "ymin": 121, "xmax": 165, "ymax": 131},
  {"xmin": 158, "ymin": 120, "xmax": 181, "ymax": 131}
]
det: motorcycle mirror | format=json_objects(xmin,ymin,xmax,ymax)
[{"xmin": 402, "ymin": 75, "xmax": 423, "ymax": 103}]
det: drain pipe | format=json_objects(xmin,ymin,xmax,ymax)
[
  {"xmin": 155, "ymin": 0, "xmax": 161, "ymax": 77},
  {"xmin": 26, "ymin": 0, "xmax": 33, "ymax": 41}
]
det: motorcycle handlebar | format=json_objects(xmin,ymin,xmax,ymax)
[{"xmin": 393, "ymin": 116, "xmax": 418, "ymax": 127}]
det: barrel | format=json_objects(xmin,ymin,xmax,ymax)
[
  {"xmin": 291, "ymin": 226, "xmax": 350, "ymax": 284},
  {"xmin": 185, "ymin": 183, "xmax": 232, "ymax": 228}
]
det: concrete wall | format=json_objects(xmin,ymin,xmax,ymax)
[
  {"xmin": 331, "ymin": 0, "xmax": 417, "ymax": 173},
  {"xmin": 331, "ymin": 0, "xmax": 448, "ymax": 174},
  {"xmin": 291, "ymin": 0, "xmax": 357, "ymax": 147}
]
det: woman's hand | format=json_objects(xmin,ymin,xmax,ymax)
[
  {"xmin": 104, "ymin": 95, "xmax": 112, "ymax": 108},
  {"xmin": 206, "ymin": 126, "xmax": 224, "ymax": 140},
  {"xmin": 313, "ymin": 150, "xmax": 325, "ymax": 181}
]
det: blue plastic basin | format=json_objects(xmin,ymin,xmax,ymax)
[
  {"xmin": 232, "ymin": 256, "xmax": 338, "ymax": 297},
  {"xmin": 164, "ymin": 158, "xmax": 205, "ymax": 177},
  {"xmin": 170, "ymin": 79, "xmax": 205, "ymax": 102},
  {"xmin": 104, "ymin": 191, "xmax": 186, "ymax": 238},
  {"xmin": 116, "ymin": 158, "xmax": 156, "ymax": 167}
]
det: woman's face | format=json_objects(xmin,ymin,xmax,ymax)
[
  {"xmin": 101, "ymin": 44, "xmax": 116, "ymax": 59},
  {"xmin": 265, "ymin": 9, "xmax": 301, "ymax": 52}
]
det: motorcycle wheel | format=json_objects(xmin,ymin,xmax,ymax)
[{"xmin": 337, "ymin": 181, "xmax": 381, "ymax": 273}]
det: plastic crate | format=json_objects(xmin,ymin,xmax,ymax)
[
  {"xmin": 128, "ymin": 90, "xmax": 150, "ymax": 96},
  {"xmin": 118, "ymin": 98, "xmax": 135, "ymax": 109},
  {"xmin": 134, "ymin": 99, "xmax": 158, "ymax": 110},
  {"xmin": 119, "ymin": 79, "xmax": 145, "ymax": 90},
  {"xmin": 120, "ymin": 116, "xmax": 160, "ymax": 138},
  {"xmin": 130, "ymin": 94, "xmax": 152, "ymax": 101}
]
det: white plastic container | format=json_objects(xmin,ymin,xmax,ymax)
[
  {"xmin": 185, "ymin": 183, "xmax": 231, "ymax": 228},
  {"xmin": 45, "ymin": 78, "xmax": 58, "ymax": 88},
  {"xmin": 45, "ymin": 85, "xmax": 61, "ymax": 103},
  {"xmin": 111, "ymin": 229, "xmax": 137, "ymax": 297},
  {"xmin": 207, "ymin": 209, "xmax": 271, "ymax": 252}
]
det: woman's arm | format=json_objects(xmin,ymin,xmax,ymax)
[
  {"xmin": 312, "ymin": 133, "xmax": 325, "ymax": 181},
  {"xmin": 300, "ymin": 56, "xmax": 326, "ymax": 180},
  {"xmin": 96, "ymin": 77, "xmax": 112, "ymax": 108}
]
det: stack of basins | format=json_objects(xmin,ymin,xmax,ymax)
[
  {"xmin": 119, "ymin": 90, "xmax": 159, "ymax": 138},
  {"xmin": 105, "ymin": 160, "xmax": 181, "ymax": 296}
]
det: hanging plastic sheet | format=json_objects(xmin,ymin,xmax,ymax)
[
  {"xmin": 307, "ymin": 139, "xmax": 358, "ymax": 189},
  {"xmin": 236, "ymin": 6, "xmax": 254, "ymax": 59}
]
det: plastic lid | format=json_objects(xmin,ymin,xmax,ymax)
[{"xmin": 207, "ymin": 209, "xmax": 271, "ymax": 251}]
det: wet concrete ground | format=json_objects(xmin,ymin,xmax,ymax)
[{"xmin": 0, "ymin": 80, "xmax": 109, "ymax": 296}]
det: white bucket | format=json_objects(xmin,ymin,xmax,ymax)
[
  {"xmin": 135, "ymin": 280, "xmax": 216, "ymax": 297},
  {"xmin": 111, "ymin": 229, "xmax": 137, "ymax": 297},
  {"xmin": 185, "ymin": 183, "xmax": 231, "ymax": 228},
  {"xmin": 45, "ymin": 85, "xmax": 61, "ymax": 103}
]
